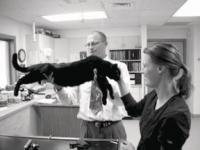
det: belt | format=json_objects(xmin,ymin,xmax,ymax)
[{"xmin": 92, "ymin": 121, "xmax": 120, "ymax": 128}]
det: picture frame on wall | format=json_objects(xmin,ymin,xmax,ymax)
[{"xmin": 80, "ymin": 51, "xmax": 87, "ymax": 60}]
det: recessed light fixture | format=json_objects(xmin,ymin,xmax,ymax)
[
  {"xmin": 173, "ymin": 0, "xmax": 200, "ymax": 17},
  {"xmin": 42, "ymin": 11, "xmax": 107, "ymax": 22}
]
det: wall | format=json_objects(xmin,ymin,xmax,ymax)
[
  {"xmin": 148, "ymin": 26, "xmax": 188, "ymax": 39},
  {"xmin": 0, "ymin": 16, "xmax": 32, "ymax": 83},
  {"xmin": 0, "ymin": 16, "xmax": 32, "ymax": 51},
  {"xmin": 187, "ymin": 24, "xmax": 200, "ymax": 114},
  {"xmin": 55, "ymin": 27, "xmax": 141, "ymax": 62},
  {"xmin": 56, "ymin": 27, "xmax": 141, "ymax": 38},
  {"xmin": 1, "ymin": 15, "xmax": 198, "ymax": 114}
]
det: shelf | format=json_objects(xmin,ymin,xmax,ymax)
[
  {"xmin": 110, "ymin": 49, "xmax": 141, "ymax": 60},
  {"xmin": 129, "ymin": 71, "xmax": 143, "ymax": 74},
  {"xmin": 110, "ymin": 49, "xmax": 142, "ymax": 85},
  {"xmin": 119, "ymin": 59, "xmax": 141, "ymax": 62}
]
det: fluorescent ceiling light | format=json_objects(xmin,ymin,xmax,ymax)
[
  {"xmin": 173, "ymin": 0, "xmax": 200, "ymax": 17},
  {"xmin": 42, "ymin": 11, "xmax": 107, "ymax": 22}
]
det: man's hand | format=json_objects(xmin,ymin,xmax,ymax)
[
  {"xmin": 42, "ymin": 73, "xmax": 63, "ymax": 92},
  {"xmin": 43, "ymin": 72, "xmax": 54, "ymax": 83},
  {"xmin": 54, "ymin": 84, "xmax": 63, "ymax": 92}
]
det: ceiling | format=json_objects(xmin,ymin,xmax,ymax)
[{"xmin": 0, "ymin": 0, "xmax": 194, "ymax": 30}]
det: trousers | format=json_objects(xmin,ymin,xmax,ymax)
[{"xmin": 80, "ymin": 120, "xmax": 127, "ymax": 140}]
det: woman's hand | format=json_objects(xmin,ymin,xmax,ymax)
[{"xmin": 117, "ymin": 66, "xmax": 130, "ymax": 97}]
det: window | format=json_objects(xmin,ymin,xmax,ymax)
[{"xmin": 0, "ymin": 40, "xmax": 10, "ymax": 88}]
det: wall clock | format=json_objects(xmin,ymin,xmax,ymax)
[{"xmin": 18, "ymin": 49, "xmax": 26, "ymax": 63}]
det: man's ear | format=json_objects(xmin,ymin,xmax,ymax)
[
  {"xmin": 104, "ymin": 40, "xmax": 108, "ymax": 46},
  {"xmin": 157, "ymin": 65, "xmax": 165, "ymax": 74}
]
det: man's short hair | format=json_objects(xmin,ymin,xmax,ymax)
[{"xmin": 92, "ymin": 31, "xmax": 107, "ymax": 43}]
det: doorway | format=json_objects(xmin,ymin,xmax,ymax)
[
  {"xmin": 0, "ymin": 40, "xmax": 10, "ymax": 88},
  {"xmin": 0, "ymin": 34, "xmax": 16, "ymax": 87}
]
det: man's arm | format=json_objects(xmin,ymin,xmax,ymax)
[
  {"xmin": 43, "ymin": 73, "xmax": 79, "ymax": 105},
  {"xmin": 55, "ymin": 86, "xmax": 79, "ymax": 105}
]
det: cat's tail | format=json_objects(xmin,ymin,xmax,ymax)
[{"xmin": 12, "ymin": 53, "xmax": 29, "ymax": 72}]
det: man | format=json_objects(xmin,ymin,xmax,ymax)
[{"xmin": 55, "ymin": 31, "xmax": 130, "ymax": 139}]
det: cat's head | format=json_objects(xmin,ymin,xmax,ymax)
[
  {"xmin": 88, "ymin": 55, "xmax": 120, "ymax": 81},
  {"xmin": 105, "ymin": 64, "xmax": 121, "ymax": 81}
]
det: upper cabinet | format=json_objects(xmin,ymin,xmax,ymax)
[
  {"xmin": 54, "ymin": 38, "xmax": 69, "ymax": 63},
  {"xmin": 26, "ymin": 34, "xmax": 55, "ymax": 65},
  {"xmin": 107, "ymin": 36, "xmax": 141, "ymax": 50},
  {"xmin": 26, "ymin": 34, "xmax": 72, "ymax": 65}
]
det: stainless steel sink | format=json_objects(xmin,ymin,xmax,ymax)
[{"xmin": 0, "ymin": 135, "xmax": 120, "ymax": 150}]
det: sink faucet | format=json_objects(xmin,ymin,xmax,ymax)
[{"xmin": 24, "ymin": 139, "xmax": 39, "ymax": 150}]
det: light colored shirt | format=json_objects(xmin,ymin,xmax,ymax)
[{"xmin": 56, "ymin": 57, "xmax": 130, "ymax": 121}]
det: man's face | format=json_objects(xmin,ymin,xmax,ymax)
[{"xmin": 86, "ymin": 33, "xmax": 107, "ymax": 58}]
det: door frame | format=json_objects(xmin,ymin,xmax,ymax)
[{"xmin": 0, "ymin": 33, "xmax": 16, "ymax": 84}]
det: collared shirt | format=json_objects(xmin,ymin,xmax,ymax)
[{"xmin": 57, "ymin": 57, "xmax": 130, "ymax": 121}]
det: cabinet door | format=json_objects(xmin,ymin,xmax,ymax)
[
  {"xmin": 26, "ymin": 34, "xmax": 55, "ymax": 64},
  {"xmin": 54, "ymin": 38, "xmax": 69, "ymax": 63},
  {"xmin": 38, "ymin": 34, "xmax": 54, "ymax": 63},
  {"xmin": 26, "ymin": 35, "xmax": 40, "ymax": 65},
  {"xmin": 68, "ymin": 38, "xmax": 85, "ymax": 62}
]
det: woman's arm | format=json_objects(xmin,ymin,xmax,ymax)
[
  {"xmin": 117, "ymin": 70, "xmax": 146, "ymax": 117},
  {"xmin": 117, "ymin": 62, "xmax": 130, "ymax": 97}
]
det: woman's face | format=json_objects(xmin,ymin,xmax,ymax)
[{"xmin": 143, "ymin": 54, "xmax": 161, "ymax": 88}]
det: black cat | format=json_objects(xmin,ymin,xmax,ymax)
[{"xmin": 12, "ymin": 53, "xmax": 120, "ymax": 105}]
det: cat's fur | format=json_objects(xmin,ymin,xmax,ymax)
[{"xmin": 12, "ymin": 53, "xmax": 120, "ymax": 105}]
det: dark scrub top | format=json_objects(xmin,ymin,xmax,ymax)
[{"xmin": 121, "ymin": 90, "xmax": 191, "ymax": 150}]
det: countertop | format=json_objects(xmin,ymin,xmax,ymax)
[
  {"xmin": 0, "ymin": 92, "xmax": 80, "ymax": 121},
  {"xmin": 0, "ymin": 98, "xmax": 38, "ymax": 120}
]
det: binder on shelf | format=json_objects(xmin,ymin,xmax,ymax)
[{"xmin": 110, "ymin": 49, "xmax": 142, "ymax": 85}]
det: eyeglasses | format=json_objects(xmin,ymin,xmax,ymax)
[{"xmin": 85, "ymin": 41, "xmax": 104, "ymax": 47}]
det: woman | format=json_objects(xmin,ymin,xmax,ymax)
[{"xmin": 118, "ymin": 43, "xmax": 192, "ymax": 150}]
